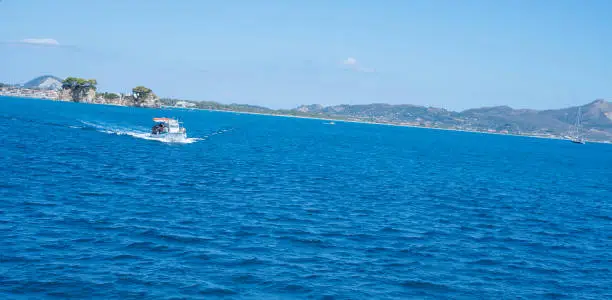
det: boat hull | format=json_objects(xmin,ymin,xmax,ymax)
[{"xmin": 150, "ymin": 132, "xmax": 187, "ymax": 141}]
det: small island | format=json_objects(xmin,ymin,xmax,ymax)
[
  {"xmin": 55, "ymin": 77, "xmax": 161, "ymax": 108},
  {"xmin": 59, "ymin": 77, "xmax": 98, "ymax": 102},
  {"xmin": 0, "ymin": 75, "xmax": 161, "ymax": 108}
]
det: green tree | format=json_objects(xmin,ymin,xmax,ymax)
[
  {"xmin": 62, "ymin": 77, "xmax": 97, "ymax": 90},
  {"xmin": 132, "ymin": 86, "xmax": 152, "ymax": 101},
  {"xmin": 96, "ymin": 92, "xmax": 119, "ymax": 99},
  {"xmin": 104, "ymin": 92, "xmax": 119, "ymax": 99},
  {"xmin": 61, "ymin": 77, "xmax": 97, "ymax": 102}
]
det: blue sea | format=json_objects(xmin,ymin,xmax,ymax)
[{"xmin": 1, "ymin": 96, "xmax": 611, "ymax": 299}]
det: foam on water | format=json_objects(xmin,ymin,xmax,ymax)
[{"xmin": 79, "ymin": 120, "xmax": 203, "ymax": 144}]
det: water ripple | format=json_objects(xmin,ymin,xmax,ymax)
[{"xmin": 1, "ymin": 97, "xmax": 611, "ymax": 299}]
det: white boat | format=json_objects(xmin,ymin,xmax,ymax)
[
  {"xmin": 568, "ymin": 107, "xmax": 586, "ymax": 144},
  {"xmin": 151, "ymin": 117, "xmax": 187, "ymax": 140}
]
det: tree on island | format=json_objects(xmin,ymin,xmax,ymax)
[
  {"xmin": 60, "ymin": 77, "xmax": 98, "ymax": 102},
  {"xmin": 62, "ymin": 77, "xmax": 97, "ymax": 90},
  {"xmin": 132, "ymin": 86, "xmax": 153, "ymax": 101}
]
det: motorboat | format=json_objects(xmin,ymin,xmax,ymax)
[{"xmin": 151, "ymin": 118, "xmax": 186, "ymax": 140}]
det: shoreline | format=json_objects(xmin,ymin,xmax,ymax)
[
  {"xmin": 3, "ymin": 95, "xmax": 609, "ymax": 144},
  {"xmin": 172, "ymin": 106, "xmax": 608, "ymax": 144}
]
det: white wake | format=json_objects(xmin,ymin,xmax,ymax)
[{"xmin": 78, "ymin": 121, "xmax": 203, "ymax": 144}]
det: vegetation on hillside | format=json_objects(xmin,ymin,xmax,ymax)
[
  {"xmin": 96, "ymin": 92, "xmax": 120, "ymax": 99},
  {"xmin": 158, "ymin": 98, "xmax": 348, "ymax": 120},
  {"xmin": 158, "ymin": 97, "xmax": 612, "ymax": 141}
]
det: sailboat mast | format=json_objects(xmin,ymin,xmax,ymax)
[
  {"xmin": 568, "ymin": 105, "xmax": 586, "ymax": 144},
  {"xmin": 576, "ymin": 107, "xmax": 582, "ymax": 138}
]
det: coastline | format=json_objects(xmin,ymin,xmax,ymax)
[
  {"xmin": 3, "ymin": 95, "xmax": 609, "ymax": 144},
  {"xmin": 171, "ymin": 106, "xmax": 608, "ymax": 144}
]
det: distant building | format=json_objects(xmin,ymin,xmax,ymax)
[
  {"xmin": 0, "ymin": 87, "xmax": 59, "ymax": 99},
  {"xmin": 175, "ymin": 101, "xmax": 196, "ymax": 108}
]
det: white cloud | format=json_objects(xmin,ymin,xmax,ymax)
[
  {"xmin": 19, "ymin": 38, "xmax": 60, "ymax": 46},
  {"xmin": 341, "ymin": 57, "xmax": 375, "ymax": 73}
]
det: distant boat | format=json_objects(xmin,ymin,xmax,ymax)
[
  {"xmin": 568, "ymin": 107, "xmax": 586, "ymax": 144},
  {"xmin": 325, "ymin": 121, "xmax": 335, "ymax": 125}
]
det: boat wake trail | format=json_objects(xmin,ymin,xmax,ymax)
[
  {"xmin": 203, "ymin": 128, "xmax": 233, "ymax": 139},
  {"xmin": 78, "ymin": 121, "xmax": 203, "ymax": 144}
]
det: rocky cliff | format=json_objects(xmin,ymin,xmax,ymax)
[
  {"xmin": 132, "ymin": 93, "xmax": 161, "ymax": 108},
  {"xmin": 58, "ymin": 87, "xmax": 96, "ymax": 103},
  {"xmin": 55, "ymin": 77, "xmax": 161, "ymax": 108}
]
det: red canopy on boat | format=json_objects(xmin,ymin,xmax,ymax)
[{"xmin": 153, "ymin": 118, "xmax": 173, "ymax": 123}]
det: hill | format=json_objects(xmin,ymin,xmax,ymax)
[
  {"xmin": 157, "ymin": 96, "xmax": 612, "ymax": 141},
  {"xmin": 22, "ymin": 75, "xmax": 63, "ymax": 90},
  {"xmin": 293, "ymin": 100, "xmax": 612, "ymax": 141},
  {"xmin": 158, "ymin": 96, "xmax": 612, "ymax": 141}
]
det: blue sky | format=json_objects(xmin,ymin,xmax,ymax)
[{"xmin": 1, "ymin": 0, "xmax": 611, "ymax": 110}]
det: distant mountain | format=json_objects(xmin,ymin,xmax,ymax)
[
  {"xmin": 295, "ymin": 104, "xmax": 324, "ymax": 113},
  {"xmin": 158, "ymin": 97, "xmax": 612, "ymax": 142},
  {"xmin": 22, "ymin": 75, "xmax": 63, "ymax": 90},
  {"xmin": 293, "ymin": 100, "xmax": 612, "ymax": 141},
  {"xmin": 159, "ymin": 96, "xmax": 612, "ymax": 141},
  {"xmin": 295, "ymin": 103, "xmax": 459, "ymax": 124}
]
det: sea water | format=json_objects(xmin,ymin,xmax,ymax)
[{"xmin": 1, "ymin": 96, "xmax": 611, "ymax": 299}]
